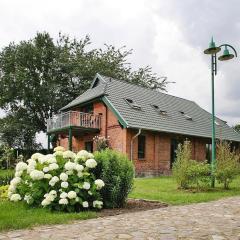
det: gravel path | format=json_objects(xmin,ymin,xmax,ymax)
[{"xmin": 1, "ymin": 197, "xmax": 240, "ymax": 239}]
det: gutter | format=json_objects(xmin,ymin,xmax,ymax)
[{"xmin": 130, "ymin": 129, "xmax": 141, "ymax": 162}]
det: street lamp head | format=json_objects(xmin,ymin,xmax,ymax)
[
  {"xmin": 218, "ymin": 46, "xmax": 234, "ymax": 61},
  {"xmin": 204, "ymin": 37, "xmax": 221, "ymax": 55}
]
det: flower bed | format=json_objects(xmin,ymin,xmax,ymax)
[{"xmin": 8, "ymin": 147, "xmax": 104, "ymax": 212}]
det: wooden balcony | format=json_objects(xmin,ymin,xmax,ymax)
[{"xmin": 47, "ymin": 111, "xmax": 101, "ymax": 134}]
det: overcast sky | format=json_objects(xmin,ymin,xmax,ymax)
[{"xmin": 0, "ymin": 0, "xmax": 240, "ymax": 146}]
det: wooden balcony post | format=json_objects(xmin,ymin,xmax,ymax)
[{"xmin": 68, "ymin": 127, "xmax": 72, "ymax": 151}]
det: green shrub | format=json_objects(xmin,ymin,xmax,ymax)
[
  {"xmin": 0, "ymin": 185, "xmax": 9, "ymax": 200},
  {"xmin": 173, "ymin": 140, "xmax": 211, "ymax": 189},
  {"xmin": 8, "ymin": 148, "xmax": 104, "ymax": 212},
  {"xmin": 94, "ymin": 149, "xmax": 134, "ymax": 208},
  {"xmin": 0, "ymin": 170, "xmax": 14, "ymax": 186},
  {"xmin": 216, "ymin": 142, "xmax": 240, "ymax": 189}
]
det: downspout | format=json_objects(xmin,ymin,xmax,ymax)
[{"xmin": 130, "ymin": 129, "xmax": 141, "ymax": 162}]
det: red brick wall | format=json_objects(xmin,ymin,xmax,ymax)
[
  {"xmin": 191, "ymin": 138, "xmax": 207, "ymax": 161},
  {"xmin": 125, "ymin": 130, "xmax": 208, "ymax": 176}
]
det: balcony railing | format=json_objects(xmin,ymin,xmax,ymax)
[{"xmin": 47, "ymin": 111, "xmax": 101, "ymax": 132}]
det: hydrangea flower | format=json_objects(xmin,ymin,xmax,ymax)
[
  {"xmin": 75, "ymin": 164, "xmax": 84, "ymax": 172},
  {"xmin": 64, "ymin": 161, "xmax": 76, "ymax": 171},
  {"xmin": 10, "ymin": 177, "xmax": 21, "ymax": 186},
  {"xmin": 94, "ymin": 179, "xmax": 105, "ymax": 190},
  {"xmin": 67, "ymin": 191, "xmax": 77, "ymax": 199},
  {"xmin": 59, "ymin": 198, "xmax": 68, "ymax": 205},
  {"xmin": 61, "ymin": 181, "xmax": 69, "ymax": 188},
  {"xmin": 44, "ymin": 174, "xmax": 52, "ymax": 179},
  {"xmin": 54, "ymin": 146, "xmax": 65, "ymax": 152},
  {"xmin": 16, "ymin": 162, "xmax": 27, "ymax": 172},
  {"xmin": 49, "ymin": 176, "xmax": 59, "ymax": 186},
  {"xmin": 43, "ymin": 167, "xmax": 49, "ymax": 173},
  {"xmin": 85, "ymin": 159, "xmax": 97, "ymax": 168},
  {"xmin": 82, "ymin": 201, "xmax": 89, "ymax": 208},
  {"xmin": 10, "ymin": 194, "xmax": 21, "ymax": 202},
  {"xmin": 83, "ymin": 182, "xmax": 90, "ymax": 190},
  {"xmin": 60, "ymin": 173, "xmax": 68, "ymax": 181},
  {"xmin": 93, "ymin": 200, "xmax": 103, "ymax": 209},
  {"xmin": 15, "ymin": 171, "xmax": 23, "ymax": 177},
  {"xmin": 49, "ymin": 163, "xmax": 59, "ymax": 171},
  {"xmin": 60, "ymin": 192, "xmax": 68, "ymax": 199},
  {"xmin": 63, "ymin": 150, "xmax": 76, "ymax": 159},
  {"xmin": 30, "ymin": 170, "xmax": 44, "ymax": 180},
  {"xmin": 53, "ymin": 151, "xmax": 64, "ymax": 157},
  {"xmin": 31, "ymin": 153, "xmax": 43, "ymax": 161},
  {"xmin": 24, "ymin": 195, "xmax": 32, "ymax": 204}
]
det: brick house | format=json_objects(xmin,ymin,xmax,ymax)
[{"xmin": 47, "ymin": 73, "xmax": 240, "ymax": 176}]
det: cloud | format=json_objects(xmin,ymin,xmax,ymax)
[{"xmin": 0, "ymin": 0, "xmax": 240, "ymax": 147}]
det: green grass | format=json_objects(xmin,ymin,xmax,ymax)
[
  {"xmin": 0, "ymin": 169, "xmax": 14, "ymax": 178},
  {"xmin": 129, "ymin": 176, "xmax": 240, "ymax": 205},
  {"xmin": 0, "ymin": 201, "xmax": 96, "ymax": 232}
]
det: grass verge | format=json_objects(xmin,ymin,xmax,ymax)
[
  {"xmin": 0, "ymin": 201, "xmax": 96, "ymax": 232},
  {"xmin": 129, "ymin": 176, "xmax": 240, "ymax": 205}
]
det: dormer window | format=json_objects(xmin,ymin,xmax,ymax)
[
  {"xmin": 151, "ymin": 104, "xmax": 168, "ymax": 116},
  {"xmin": 125, "ymin": 98, "xmax": 142, "ymax": 110},
  {"xmin": 180, "ymin": 111, "xmax": 193, "ymax": 121}
]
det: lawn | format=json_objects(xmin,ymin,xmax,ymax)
[
  {"xmin": 0, "ymin": 169, "xmax": 14, "ymax": 178},
  {"xmin": 0, "ymin": 201, "xmax": 96, "ymax": 232},
  {"xmin": 130, "ymin": 176, "xmax": 240, "ymax": 205}
]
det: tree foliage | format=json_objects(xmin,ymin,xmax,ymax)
[
  {"xmin": 216, "ymin": 141, "xmax": 240, "ymax": 189},
  {"xmin": 0, "ymin": 32, "xmax": 169, "ymax": 149},
  {"xmin": 234, "ymin": 124, "xmax": 240, "ymax": 132}
]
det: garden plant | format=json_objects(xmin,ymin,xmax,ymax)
[
  {"xmin": 216, "ymin": 142, "xmax": 240, "ymax": 189},
  {"xmin": 8, "ymin": 147, "xmax": 105, "ymax": 212}
]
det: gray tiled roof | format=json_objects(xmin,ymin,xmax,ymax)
[
  {"xmin": 60, "ymin": 77, "xmax": 107, "ymax": 110},
  {"xmin": 61, "ymin": 74, "xmax": 240, "ymax": 142}
]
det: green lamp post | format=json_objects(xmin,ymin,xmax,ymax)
[{"xmin": 204, "ymin": 38, "xmax": 237, "ymax": 187}]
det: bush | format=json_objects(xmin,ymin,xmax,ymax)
[
  {"xmin": 94, "ymin": 149, "xmax": 134, "ymax": 208},
  {"xmin": 216, "ymin": 142, "xmax": 240, "ymax": 189},
  {"xmin": 173, "ymin": 140, "xmax": 211, "ymax": 189},
  {"xmin": 0, "ymin": 185, "xmax": 9, "ymax": 200},
  {"xmin": 0, "ymin": 170, "xmax": 14, "ymax": 186},
  {"xmin": 8, "ymin": 147, "xmax": 105, "ymax": 212}
]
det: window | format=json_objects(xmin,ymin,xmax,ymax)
[
  {"xmin": 125, "ymin": 98, "xmax": 142, "ymax": 110},
  {"xmin": 151, "ymin": 105, "xmax": 168, "ymax": 116},
  {"xmin": 180, "ymin": 111, "xmax": 193, "ymax": 121},
  {"xmin": 138, "ymin": 135, "xmax": 146, "ymax": 159},
  {"xmin": 81, "ymin": 104, "xmax": 93, "ymax": 114},
  {"xmin": 85, "ymin": 141, "xmax": 93, "ymax": 153}
]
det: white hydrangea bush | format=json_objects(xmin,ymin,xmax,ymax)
[{"xmin": 8, "ymin": 147, "xmax": 105, "ymax": 212}]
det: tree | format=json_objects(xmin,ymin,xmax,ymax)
[
  {"xmin": 216, "ymin": 141, "xmax": 240, "ymax": 189},
  {"xmin": 0, "ymin": 32, "xmax": 169, "ymax": 148},
  {"xmin": 0, "ymin": 110, "xmax": 41, "ymax": 150},
  {"xmin": 234, "ymin": 124, "xmax": 240, "ymax": 132}
]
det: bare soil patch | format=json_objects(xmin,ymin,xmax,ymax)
[{"xmin": 98, "ymin": 199, "xmax": 168, "ymax": 217}]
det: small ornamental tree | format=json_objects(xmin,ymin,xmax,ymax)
[
  {"xmin": 173, "ymin": 140, "xmax": 211, "ymax": 189},
  {"xmin": 8, "ymin": 147, "xmax": 105, "ymax": 212},
  {"xmin": 216, "ymin": 142, "xmax": 240, "ymax": 189},
  {"xmin": 172, "ymin": 140, "xmax": 192, "ymax": 189}
]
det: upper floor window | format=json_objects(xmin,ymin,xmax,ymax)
[
  {"xmin": 125, "ymin": 98, "xmax": 142, "ymax": 110},
  {"xmin": 138, "ymin": 135, "xmax": 146, "ymax": 159},
  {"xmin": 81, "ymin": 104, "xmax": 93, "ymax": 114}
]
